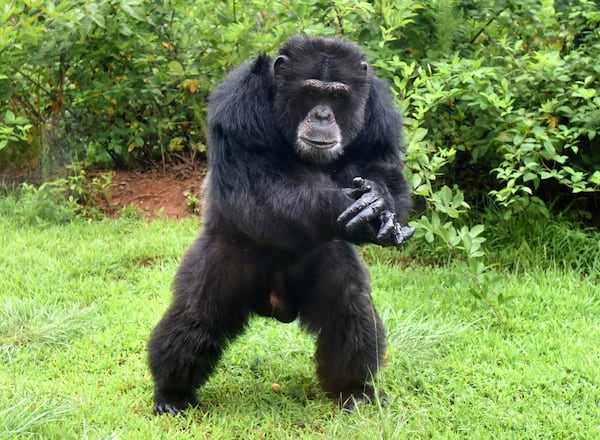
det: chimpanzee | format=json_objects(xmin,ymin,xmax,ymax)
[{"xmin": 147, "ymin": 35, "xmax": 414, "ymax": 416}]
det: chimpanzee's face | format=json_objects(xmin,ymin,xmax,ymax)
[{"xmin": 272, "ymin": 37, "xmax": 371, "ymax": 164}]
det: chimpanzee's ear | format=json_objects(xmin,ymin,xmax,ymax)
[
  {"xmin": 360, "ymin": 61, "xmax": 368, "ymax": 74},
  {"xmin": 272, "ymin": 55, "xmax": 289, "ymax": 77}
]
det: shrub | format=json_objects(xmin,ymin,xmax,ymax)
[{"xmin": 2, "ymin": 0, "xmax": 599, "ymax": 268}]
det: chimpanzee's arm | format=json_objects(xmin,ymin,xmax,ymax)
[
  {"xmin": 334, "ymin": 77, "xmax": 414, "ymax": 245},
  {"xmin": 204, "ymin": 138, "xmax": 355, "ymax": 249}
]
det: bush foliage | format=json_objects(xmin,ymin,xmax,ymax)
[{"xmin": 1, "ymin": 1, "xmax": 599, "ymax": 265}]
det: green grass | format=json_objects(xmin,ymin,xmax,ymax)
[{"xmin": 0, "ymin": 212, "xmax": 599, "ymax": 439}]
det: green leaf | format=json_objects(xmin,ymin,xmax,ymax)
[
  {"xmin": 470, "ymin": 224, "xmax": 485, "ymax": 237},
  {"xmin": 532, "ymin": 126, "xmax": 545, "ymax": 138},
  {"xmin": 121, "ymin": 1, "xmax": 144, "ymax": 21},
  {"xmin": 425, "ymin": 231, "xmax": 434, "ymax": 243},
  {"xmin": 119, "ymin": 24, "xmax": 134, "ymax": 36},
  {"xmin": 167, "ymin": 61, "xmax": 185, "ymax": 75},
  {"xmin": 4, "ymin": 110, "xmax": 15, "ymax": 124},
  {"xmin": 542, "ymin": 140, "xmax": 556, "ymax": 157},
  {"xmin": 512, "ymin": 134, "xmax": 524, "ymax": 145}
]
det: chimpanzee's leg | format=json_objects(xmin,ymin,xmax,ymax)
[
  {"xmin": 148, "ymin": 233, "xmax": 267, "ymax": 416},
  {"xmin": 291, "ymin": 240, "xmax": 386, "ymax": 410}
]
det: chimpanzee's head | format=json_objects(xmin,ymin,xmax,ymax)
[{"xmin": 272, "ymin": 36, "xmax": 371, "ymax": 164}]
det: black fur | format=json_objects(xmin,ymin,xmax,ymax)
[{"xmin": 148, "ymin": 35, "xmax": 412, "ymax": 415}]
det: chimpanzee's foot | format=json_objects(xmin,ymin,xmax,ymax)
[
  {"xmin": 341, "ymin": 389, "xmax": 388, "ymax": 414},
  {"xmin": 153, "ymin": 387, "xmax": 199, "ymax": 416}
]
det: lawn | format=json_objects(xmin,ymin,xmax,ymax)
[{"xmin": 1, "ymin": 214, "xmax": 598, "ymax": 439}]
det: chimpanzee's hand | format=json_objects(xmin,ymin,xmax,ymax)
[
  {"xmin": 338, "ymin": 177, "xmax": 385, "ymax": 230},
  {"xmin": 375, "ymin": 210, "xmax": 415, "ymax": 246},
  {"xmin": 337, "ymin": 177, "xmax": 415, "ymax": 246}
]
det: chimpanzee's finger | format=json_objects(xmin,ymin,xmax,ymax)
[
  {"xmin": 342, "ymin": 177, "xmax": 372, "ymax": 199},
  {"xmin": 344, "ymin": 198, "xmax": 385, "ymax": 231},
  {"xmin": 337, "ymin": 192, "xmax": 381, "ymax": 226},
  {"xmin": 392, "ymin": 224, "xmax": 416, "ymax": 246},
  {"xmin": 376, "ymin": 211, "xmax": 396, "ymax": 241},
  {"xmin": 343, "ymin": 185, "xmax": 371, "ymax": 200},
  {"xmin": 352, "ymin": 177, "xmax": 367, "ymax": 188}
]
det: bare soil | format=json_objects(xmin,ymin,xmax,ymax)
[{"xmin": 103, "ymin": 163, "xmax": 204, "ymax": 220}]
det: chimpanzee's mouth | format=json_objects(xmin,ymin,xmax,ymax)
[{"xmin": 300, "ymin": 138, "xmax": 338, "ymax": 149}]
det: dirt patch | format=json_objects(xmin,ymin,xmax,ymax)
[{"xmin": 103, "ymin": 163, "xmax": 204, "ymax": 220}]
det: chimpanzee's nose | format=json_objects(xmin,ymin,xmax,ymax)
[{"xmin": 312, "ymin": 105, "xmax": 334, "ymax": 122}]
